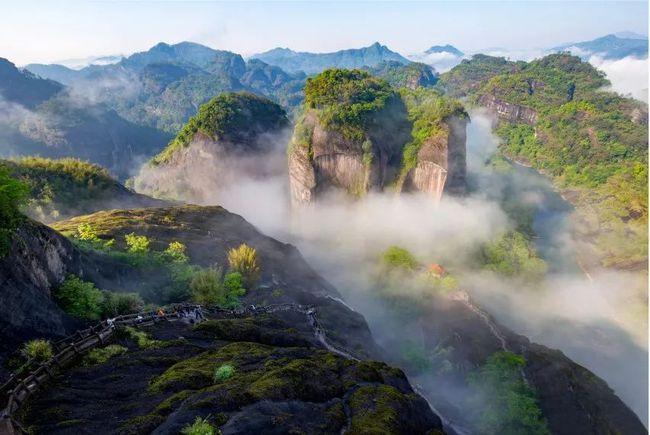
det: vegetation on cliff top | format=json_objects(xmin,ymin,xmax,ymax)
[
  {"xmin": 398, "ymin": 87, "xmax": 467, "ymax": 177},
  {"xmin": 365, "ymin": 60, "xmax": 438, "ymax": 89},
  {"xmin": 304, "ymin": 68, "xmax": 396, "ymax": 141},
  {"xmin": 152, "ymin": 92, "xmax": 288, "ymax": 165},
  {"xmin": 436, "ymin": 54, "xmax": 520, "ymax": 97}
]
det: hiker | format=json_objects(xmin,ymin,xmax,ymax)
[
  {"xmin": 195, "ymin": 307, "xmax": 204, "ymax": 320},
  {"xmin": 107, "ymin": 318, "xmax": 115, "ymax": 328}
]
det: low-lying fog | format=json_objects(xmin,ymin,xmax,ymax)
[{"xmin": 135, "ymin": 109, "xmax": 648, "ymax": 424}]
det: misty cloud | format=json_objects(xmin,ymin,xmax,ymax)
[{"xmin": 589, "ymin": 55, "xmax": 649, "ymax": 102}]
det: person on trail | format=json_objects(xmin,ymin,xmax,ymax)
[
  {"xmin": 196, "ymin": 307, "xmax": 204, "ymax": 320},
  {"xmin": 107, "ymin": 318, "xmax": 115, "ymax": 328}
]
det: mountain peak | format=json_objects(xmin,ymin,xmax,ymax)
[{"xmin": 425, "ymin": 44, "xmax": 464, "ymax": 56}]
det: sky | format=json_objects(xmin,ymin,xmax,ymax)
[{"xmin": 0, "ymin": 0, "xmax": 647, "ymax": 65}]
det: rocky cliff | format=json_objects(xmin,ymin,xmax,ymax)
[
  {"xmin": 0, "ymin": 220, "xmax": 81, "ymax": 372},
  {"xmin": 478, "ymin": 94, "xmax": 538, "ymax": 124},
  {"xmin": 399, "ymin": 115, "xmax": 467, "ymax": 199},
  {"xmin": 288, "ymin": 70, "xmax": 467, "ymax": 205},
  {"xmin": 134, "ymin": 92, "xmax": 289, "ymax": 203},
  {"xmin": 288, "ymin": 105, "xmax": 411, "ymax": 204}
]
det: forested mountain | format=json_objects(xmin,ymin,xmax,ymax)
[
  {"xmin": 26, "ymin": 42, "xmax": 307, "ymax": 133},
  {"xmin": 364, "ymin": 61, "xmax": 438, "ymax": 89},
  {"xmin": 251, "ymin": 42, "xmax": 410, "ymax": 74},
  {"xmin": 2, "ymin": 157, "xmax": 165, "ymax": 222},
  {"xmin": 439, "ymin": 53, "xmax": 648, "ymax": 271},
  {"xmin": 0, "ymin": 58, "xmax": 170, "ymax": 179}
]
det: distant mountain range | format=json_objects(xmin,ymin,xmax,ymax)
[
  {"xmin": 0, "ymin": 58, "xmax": 170, "ymax": 179},
  {"xmin": 4, "ymin": 33, "xmax": 645, "ymax": 180},
  {"xmin": 251, "ymin": 42, "xmax": 410, "ymax": 74},
  {"xmin": 554, "ymin": 34, "xmax": 648, "ymax": 60},
  {"xmin": 25, "ymin": 42, "xmax": 307, "ymax": 134}
]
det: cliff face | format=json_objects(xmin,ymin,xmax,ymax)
[
  {"xmin": 134, "ymin": 92, "xmax": 289, "ymax": 203},
  {"xmin": 288, "ymin": 108, "xmax": 467, "ymax": 205},
  {"xmin": 478, "ymin": 94, "xmax": 538, "ymax": 124},
  {"xmin": 0, "ymin": 220, "xmax": 81, "ymax": 364},
  {"xmin": 400, "ymin": 115, "xmax": 467, "ymax": 200},
  {"xmin": 289, "ymin": 106, "xmax": 411, "ymax": 205}
]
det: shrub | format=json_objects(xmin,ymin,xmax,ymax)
[
  {"xmin": 122, "ymin": 326, "xmax": 161, "ymax": 349},
  {"xmin": 83, "ymin": 344, "xmax": 127, "ymax": 366},
  {"xmin": 76, "ymin": 222, "xmax": 100, "ymax": 243},
  {"xmin": 227, "ymin": 244, "xmax": 261, "ymax": 289},
  {"xmin": 101, "ymin": 292, "xmax": 144, "ymax": 317},
  {"xmin": 0, "ymin": 165, "xmax": 28, "ymax": 256},
  {"xmin": 22, "ymin": 339, "xmax": 53, "ymax": 362},
  {"xmin": 54, "ymin": 275, "xmax": 103, "ymax": 320},
  {"xmin": 163, "ymin": 241, "xmax": 188, "ymax": 263},
  {"xmin": 181, "ymin": 416, "xmax": 215, "ymax": 435},
  {"xmin": 125, "ymin": 233, "xmax": 150, "ymax": 254},
  {"xmin": 190, "ymin": 267, "xmax": 225, "ymax": 306},
  {"xmin": 380, "ymin": 246, "xmax": 419, "ymax": 272},
  {"xmin": 213, "ymin": 364, "xmax": 235, "ymax": 383},
  {"xmin": 468, "ymin": 351, "xmax": 550, "ymax": 435},
  {"xmin": 189, "ymin": 268, "xmax": 246, "ymax": 308},
  {"xmin": 480, "ymin": 231, "xmax": 547, "ymax": 280},
  {"xmin": 222, "ymin": 272, "xmax": 246, "ymax": 308}
]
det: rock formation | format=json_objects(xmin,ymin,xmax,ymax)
[
  {"xmin": 399, "ymin": 115, "xmax": 467, "ymax": 199},
  {"xmin": 478, "ymin": 94, "xmax": 538, "ymax": 124},
  {"xmin": 133, "ymin": 92, "xmax": 289, "ymax": 203},
  {"xmin": 0, "ymin": 220, "xmax": 81, "ymax": 372},
  {"xmin": 288, "ymin": 69, "xmax": 467, "ymax": 206}
]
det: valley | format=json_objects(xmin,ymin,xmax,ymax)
[{"xmin": 0, "ymin": 13, "xmax": 647, "ymax": 435}]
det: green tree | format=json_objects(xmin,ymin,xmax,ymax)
[
  {"xmin": 163, "ymin": 240, "xmax": 188, "ymax": 263},
  {"xmin": 189, "ymin": 267, "xmax": 225, "ymax": 306},
  {"xmin": 54, "ymin": 275, "xmax": 104, "ymax": 320},
  {"xmin": 100, "ymin": 292, "xmax": 144, "ymax": 317},
  {"xmin": 125, "ymin": 233, "xmax": 150, "ymax": 254},
  {"xmin": 481, "ymin": 232, "xmax": 547, "ymax": 280},
  {"xmin": 0, "ymin": 165, "xmax": 29, "ymax": 256},
  {"xmin": 380, "ymin": 246, "xmax": 419, "ymax": 272},
  {"xmin": 468, "ymin": 352, "xmax": 550, "ymax": 435}
]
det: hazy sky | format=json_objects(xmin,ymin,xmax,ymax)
[{"xmin": 1, "ymin": 1, "xmax": 647, "ymax": 65}]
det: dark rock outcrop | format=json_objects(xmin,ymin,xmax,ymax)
[
  {"xmin": 0, "ymin": 221, "xmax": 81, "ymax": 367},
  {"xmin": 22, "ymin": 313, "xmax": 444, "ymax": 434},
  {"xmin": 415, "ymin": 291, "xmax": 647, "ymax": 435}
]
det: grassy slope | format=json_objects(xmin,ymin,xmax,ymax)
[{"xmin": 3, "ymin": 157, "xmax": 164, "ymax": 222}]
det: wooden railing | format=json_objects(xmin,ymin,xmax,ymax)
[{"xmin": 0, "ymin": 304, "xmax": 202, "ymax": 435}]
